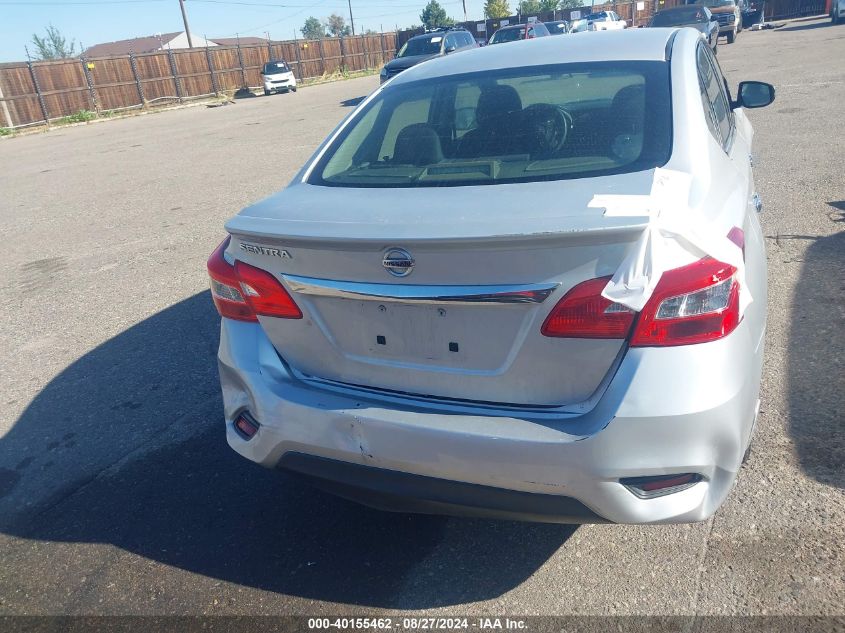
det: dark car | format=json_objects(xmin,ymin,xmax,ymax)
[
  {"xmin": 380, "ymin": 28, "xmax": 477, "ymax": 84},
  {"xmin": 649, "ymin": 5, "xmax": 719, "ymax": 52},
  {"xmin": 544, "ymin": 19, "xmax": 571, "ymax": 35},
  {"xmin": 742, "ymin": 0, "xmax": 765, "ymax": 26},
  {"xmin": 488, "ymin": 21, "xmax": 551, "ymax": 45}
]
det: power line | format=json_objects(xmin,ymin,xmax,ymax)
[{"xmin": 0, "ymin": 0, "xmax": 167, "ymax": 4}]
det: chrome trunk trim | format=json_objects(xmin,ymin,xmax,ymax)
[{"xmin": 282, "ymin": 275, "xmax": 559, "ymax": 305}]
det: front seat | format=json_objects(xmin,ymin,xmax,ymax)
[
  {"xmin": 608, "ymin": 83, "xmax": 646, "ymax": 161},
  {"xmin": 456, "ymin": 85, "xmax": 523, "ymax": 158},
  {"xmin": 392, "ymin": 123, "xmax": 444, "ymax": 166}
]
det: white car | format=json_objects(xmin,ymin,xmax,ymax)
[
  {"xmin": 261, "ymin": 60, "xmax": 297, "ymax": 96},
  {"xmin": 585, "ymin": 10, "xmax": 628, "ymax": 30},
  {"xmin": 208, "ymin": 29, "xmax": 775, "ymax": 524}
]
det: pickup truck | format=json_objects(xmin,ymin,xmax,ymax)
[{"xmin": 584, "ymin": 10, "xmax": 628, "ymax": 30}]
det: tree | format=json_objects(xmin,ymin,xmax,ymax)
[
  {"xmin": 484, "ymin": 0, "xmax": 511, "ymax": 18},
  {"xmin": 31, "ymin": 24, "xmax": 77, "ymax": 60},
  {"xmin": 420, "ymin": 0, "xmax": 455, "ymax": 29},
  {"xmin": 518, "ymin": 0, "xmax": 559, "ymax": 12},
  {"xmin": 558, "ymin": 0, "xmax": 583, "ymax": 8},
  {"xmin": 301, "ymin": 16, "xmax": 326, "ymax": 39},
  {"xmin": 325, "ymin": 13, "xmax": 352, "ymax": 37}
]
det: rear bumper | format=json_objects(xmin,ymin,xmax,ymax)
[
  {"xmin": 218, "ymin": 316, "xmax": 763, "ymax": 524},
  {"xmin": 280, "ymin": 452, "xmax": 607, "ymax": 523}
]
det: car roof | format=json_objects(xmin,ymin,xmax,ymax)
[
  {"xmin": 496, "ymin": 23, "xmax": 527, "ymax": 29},
  {"xmin": 657, "ymin": 4, "xmax": 704, "ymax": 11},
  {"xmin": 389, "ymin": 28, "xmax": 677, "ymax": 86}
]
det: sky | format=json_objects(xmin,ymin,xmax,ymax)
[{"xmin": 0, "ymin": 0, "xmax": 478, "ymax": 62}]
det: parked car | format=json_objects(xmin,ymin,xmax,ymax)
[
  {"xmin": 545, "ymin": 19, "xmax": 571, "ymax": 34},
  {"xmin": 261, "ymin": 60, "xmax": 297, "ymax": 96},
  {"xmin": 831, "ymin": 0, "xmax": 845, "ymax": 23},
  {"xmin": 380, "ymin": 28, "xmax": 476, "ymax": 84},
  {"xmin": 649, "ymin": 5, "xmax": 719, "ymax": 52},
  {"xmin": 742, "ymin": 0, "xmax": 765, "ymax": 26},
  {"xmin": 584, "ymin": 10, "xmax": 628, "ymax": 30},
  {"xmin": 688, "ymin": 0, "xmax": 745, "ymax": 42},
  {"xmin": 208, "ymin": 28, "xmax": 774, "ymax": 525},
  {"xmin": 569, "ymin": 18, "xmax": 590, "ymax": 32},
  {"xmin": 488, "ymin": 21, "xmax": 551, "ymax": 44}
]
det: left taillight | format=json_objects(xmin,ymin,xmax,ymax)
[{"xmin": 207, "ymin": 238, "xmax": 302, "ymax": 322}]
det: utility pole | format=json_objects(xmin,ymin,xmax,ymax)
[
  {"xmin": 178, "ymin": 0, "xmax": 194, "ymax": 48},
  {"xmin": 348, "ymin": 0, "xmax": 356, "ymax": 35},
  {"xmin": 462, "ymin": 0, "xmax": 467, "ymax": 21}
]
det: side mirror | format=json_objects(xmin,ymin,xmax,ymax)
[
  {"xmin": 445, "ymin": 45, "xmax": 457, "ymax": 53},
  {"xmin": 735, "ymin": 81, "xmax": 775, "ymax": 109}
]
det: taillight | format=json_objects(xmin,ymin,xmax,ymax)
[
  {"xmin": 541, "ymin": 276, "xmax": 636, "ymax": 339},
  {"xmin": 630, "ymin": 257, "xmax": 739, "ymax": 347},
  {"xmin": 207, "ymin": 238, "xmax": 256, "ymax": 322},
  {"xmin": 206, "ymin": 238, "xmax": 301, "ymax": 322}
]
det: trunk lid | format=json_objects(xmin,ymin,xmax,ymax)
[{"xmin": 225, "ymin": 172, "xmax": 654, "ymax": 407}]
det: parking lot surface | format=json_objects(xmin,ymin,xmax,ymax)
[{"xmin": 0, "ymin": 18, "xmax": 843, "ymax": 617}]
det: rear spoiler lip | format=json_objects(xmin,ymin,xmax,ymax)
[{"xmin": 224, "ymin": 215, "xmax": 651, "ymax": 246}]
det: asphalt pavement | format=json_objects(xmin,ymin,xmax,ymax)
[{"xmin": 0, "ymin": 17, "xmax": 843, "ymax": 619}]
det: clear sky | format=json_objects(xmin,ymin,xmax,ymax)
[{"xmin": 0, "ymin": 0, "xmax": 476, "ymax": 62}]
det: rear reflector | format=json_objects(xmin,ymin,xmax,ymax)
[
  {"xmin": 234, "ymin": 412, "xmax": 260, "ymax": 439},
  {"xmin": 621, "ymin": 473, "xmax": 702, "ymax": 499}
]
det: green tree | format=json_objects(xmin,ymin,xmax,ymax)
[
  {"xmin": 558, "ymin": 0, "xmax": 584, "ymax": 8},
  {"xmin": 301, "ymin": 16, "xmax": 326, "ymax": 39},
  {"xmin": 31, "ymin": 24, "xmax": 77, "ymax": 60},
  {"xmin": 325, "ymin": 13, "xmax": 352, "ymax": 37},
  {"xmin": 517, "ymin": 0, "xmax": 541, "ymax": 13},
  {"xmin": 420, "ymin": 0, "xmax": 455, "ymax": 29},
  {"xmin": 484, "ymin": 0, "xmax": 511, "ymax": 18}
]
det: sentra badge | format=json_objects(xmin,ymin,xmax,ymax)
[{"xmin": 239, "ymin": 242, "xmax": 292, "ymax": 259}]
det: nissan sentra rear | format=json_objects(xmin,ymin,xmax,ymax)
[{"xmin": 207, "ymin": 28, "xmax": 773, "ymax": 523}]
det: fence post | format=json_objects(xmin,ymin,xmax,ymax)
[
  {"xmin": 379, "ymin": 32, "xmax": 386, "ymax": 65},
  {"xmin": 317, "ymin": 39, "xmax": 326, "ymax": 76},
  {"xmin": 26, "ymin": 60, "xmax": 50, "ymax": 126},
  {"xmin": 293, "ymin": 40, "xmax": 303, "ymax": 81},
  {"xmin": 166, "ymin": 48, "xmax": 184, "ymax": 102},
  {"xmin": 80, "ymin": 57, "xmax": 100, "ymax": 113},
  {"xmin": 236, "ymin": 38, "xmax": 248, "ymax": 88},
  {"xmin": 0, "ymin": 74, "xmax": 13, "ymax": 128},
  {"xmin": 339, "ymin": 36, "xmax": 346, "ymax": 72},
  {"xmin": 129, "ymin": 53, "xmax": 147, "ymax": 108},
  {"xmin": 205, "ymin": 45, "xmax": 219, "ymax": 94}
]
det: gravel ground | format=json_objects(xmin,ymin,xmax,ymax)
[{"xmin": 0, "ymin": 17, "xmax": 842, "ymax": 621}]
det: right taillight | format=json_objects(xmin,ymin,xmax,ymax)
[
  {"xmin": 629, "ymin": 257, "xmax": 739, "ymax": 347},
  {"xmin": 207, "ymin": 237, "xmax": 301, "ymax": 322},
  {"xmin": 541, "ymin": 257, "xmax": 740, "ymax": 346}
]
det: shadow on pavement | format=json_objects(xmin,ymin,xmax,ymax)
[
  {"xmin": 1, "ymin": 291, "xmax": 574, "ymax": 608},
  {"xmin": 786, "ymin": 204, "xmax": 845, "ymax": 489},
  {"xmin": 340, "ymin": 96, "xmax": 367, "ymax": 107},
  {"xmin": 776, "ymin": 20, "xmax": 835, "ymax": 32}
]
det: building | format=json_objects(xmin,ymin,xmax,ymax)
[{"xmin": 82, "ymin": 32, "xmax": 219, "ymax": 57}]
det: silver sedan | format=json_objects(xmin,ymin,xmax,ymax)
[{"xmin": 207, "ymin": 28, "xmax": 775, "ymax": 524}]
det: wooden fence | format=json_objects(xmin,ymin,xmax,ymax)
[{"xmin": 0, "ymin": 32, "xmax": 397, "ymax": 129}]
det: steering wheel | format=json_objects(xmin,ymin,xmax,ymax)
[{"xmin": 521, "ymin": 104, "xmax": 572, "ymax": 156}]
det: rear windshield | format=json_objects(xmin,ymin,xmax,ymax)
[
  {"xmin": 652, "ymin": 7, "xmax": 707, "ymax": 23},
  {"xmin": 490, "ymin": 27, "xmax": 524, "ymax": 43},
  {"xmin": 309, "ymin": 62, "xmax": 672, "ymax": 188},
  {"xmin": 263, "ymin": 61, "xmax": 289, "ymax": 74},
  {"xmin": 398, "ymin": 36, "xmax": 443, "ymax": 57},
  {"xmin": 699, "ymin": 0, "xmax": 735, "ymax": 6}
]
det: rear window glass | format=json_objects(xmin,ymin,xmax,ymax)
[
  {"xmin": 490, "ymin": 27, "xmax": 524, "ymax": 43},
  {"xmin": 309, "ymin": 61, "xmax": 672, "ymax": 188},
  {"xmin": 652, "ymin": 7, "xmax": 707, "ymax": 24},
  {"xmin": 398, "ymin": 36, "xmax": 443, "ymax": 57},
  {"xmin": 263, "ymin": 61, "xmax": 289, "ymax": 74}
]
